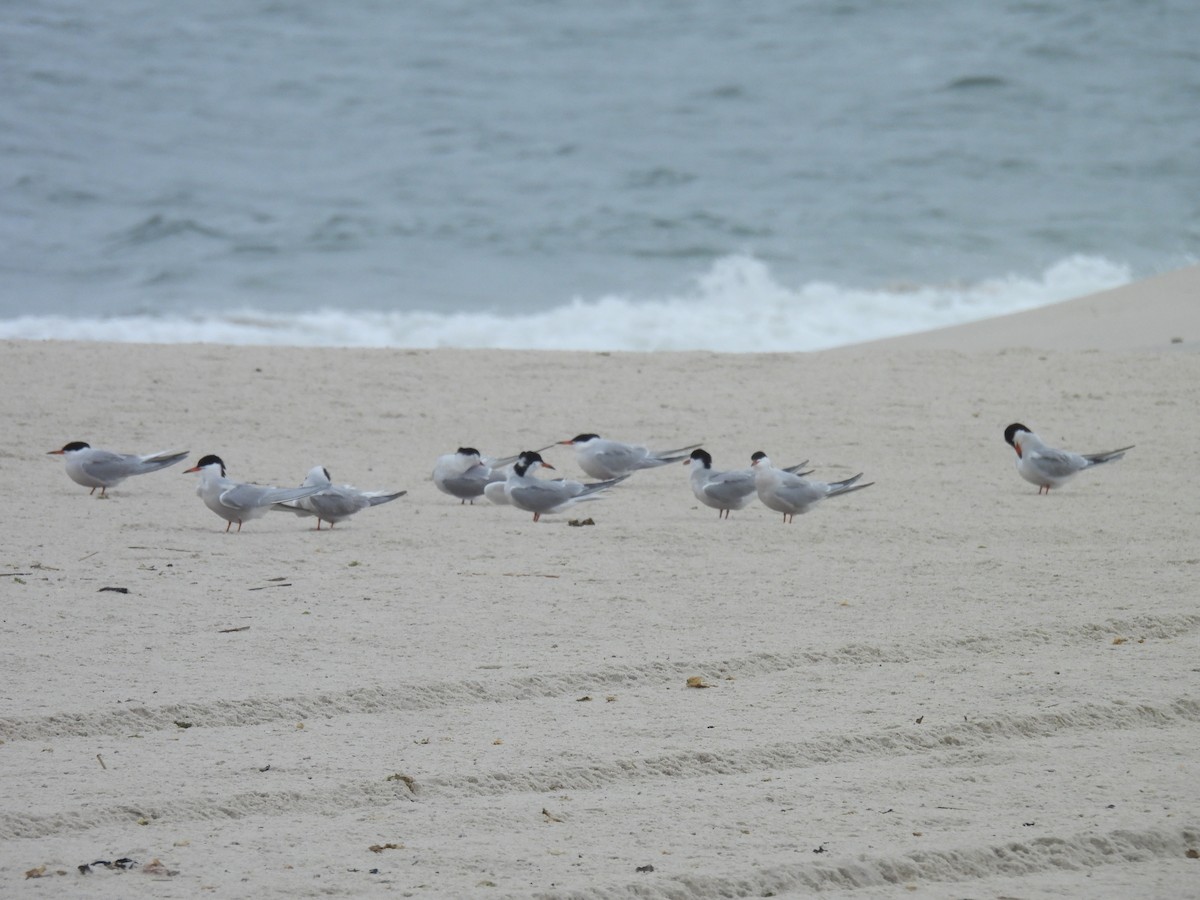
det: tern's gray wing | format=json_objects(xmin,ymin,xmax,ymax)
[
  {"xmin": 593, "ymin": 444, "xmax": 648, "ymax": 472},
  {"xmin": 86, "ymin": 448, "xmax": 188, "ymax": 484},
  {"xmin": 442, "ymin": 466, "xmax": 492, "ymax": 498},
  {"xmin": 702, "ymin": 470, "xmax": 756, "ymax": 505},
  {"xmin": 78, "ymin": 450, "xmax": 143, "ymax": 483},
  {"xmin": 509, "ymin": 480, "xmax": 581, "ymax": 513},
  {"xmin": 219, "ymin": 483, "xmax": 322, "ymax": 512},
  {"xmin": 1027, "ymin": 447, "xmax": 1088, "ymax": 480},
  {"xmin": 771, "ymin": 475, "xmax": 827, "ymax": 509},
  {"xmin": 306, "ymin": 489, "xmax": 370, "ymax": 520}
]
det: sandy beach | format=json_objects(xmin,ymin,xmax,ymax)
[{"xmin": 2, "ymin": 268, "xmax": 1199, "ymax": 898}]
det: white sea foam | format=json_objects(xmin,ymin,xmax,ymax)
[{"xmin": 0, "ymin": 255, "xmax": 1130, "ymax": 352}]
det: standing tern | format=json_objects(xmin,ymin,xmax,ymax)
[
  {"xmin": 750, "ymin": 451, "xmax": 873, "ymax": 523},
  {"xmin": 48, "ymin": 441, "xmax": 188, "ymax": 497},
  {"xmin": 276, "ymin": 465, "xmax": 407, "ymax": 529},
  {"xmin": 559, "ymin": 434, "xmax": 702, "ymax": 479},
  {"xmin": 684, "ymin": 448, "xmax": 813, "ymax": 519},
  {"xmin": 504, "ymin": 450, "xmax": 628, "ymax": 522},
  {"xmin": 433, "ymin": 445, "xmax": 554, "ymax": 504},
  {"xmin": 185, "ymin": 455, "xmax": 326, "ymax": 532},
  {"xmin": 1003, "ymin": 423, "xmax": 1133, "ymax": 494}
]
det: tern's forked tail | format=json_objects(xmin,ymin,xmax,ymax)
[
  {"xmin": 828, "ymin": 474, "xmax": 874, "ymax": 498},
  {"xmin": 1083, "ymin": 445, "xmax": 1135, "ymax": 467}
]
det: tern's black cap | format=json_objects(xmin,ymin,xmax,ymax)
[{"xmin": 1003, "ymin": 423, "xmax": 1030, "ymax": 447}]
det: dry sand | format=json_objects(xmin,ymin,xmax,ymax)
[{"xmin": 2, "ymin": 268, "xmax": 1199, "ymax": 898}]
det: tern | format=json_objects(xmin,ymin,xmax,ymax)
[
  {"xmin": 433, "ymin": 445, "xmax": 554, "ymax": 504},
  {"xmin": 276, "ymin": 465, "xmax": 407, "ymax": 529},
  {"xmin": 559, "ymin": 434, "xmax": 701, "ymax": 479},
  {"xmin": 504, "ymin": 450, "xmax": 627, "ymax": 522},
  {"xmin": 1003, "ymin": 423, "xmax": 1133, "ymax": 494},
  {"xmin": 185, "ymin": 455, "xmax": 326, "ymax": 532},
  {"xmin": 48, "ymin": 441, "xmax": 188, "ymax": 497},
  {"xmin": 750, "ymin": 451, "xmax": 873, "ymax": 523},
  {"xmin": 685, "ymin": 449, "xmax": 812, "ymax": 519}
]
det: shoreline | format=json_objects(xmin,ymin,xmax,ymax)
[
  {"xmin": 0, "ymin": 258, "xmax": 1162, "ymax": 355},
  {"xmin": 850, "ymin": 263, "xmax": 1200, "ymax": 352}
]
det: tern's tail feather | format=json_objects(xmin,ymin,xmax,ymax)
[
  {"xmin": 141, "ymin": 449, "xmax": 190, "ymax": 471},
  {"xmin": 570, "ymin": 493, "xmax": 609, "ymax": 505},
  {"xmin": 272, "ymin": 500, "xmax": 311, "ymax": 517},
  {"xmin": 264, "ymin": 484, "xmax": 326, "ymax": 506},
  {"xmin": 654, "ymin": 441, "xmax": 704, "ymax": 458},
  {"xmin": 366, "ymin": 490, "xmax": 407, "ymax": 507},
  {"xmin": 1083, "ymin": 445, "xmax": 1134, "ymax": 466},
  {"xmin": 827, "ymin": 474, "xmax": 874, "ymax": 498},
  {"xmin": 644, "ymin": 454, "xmax": 688, "ymax": 467},
  {"xmin": 492, "ymin": 443, "xmax": 556, "ymax": 467},
  {"xmin": 579, "ymin": 474, "xmax": 631, "ymax": 496}
]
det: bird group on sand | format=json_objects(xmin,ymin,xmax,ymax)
[
  {"xmin": 49, "ymin": 423, "xmax": 1133, "ymax": 530},
  {"xmin": 47, "ymin": 442, "xmax": 406, "ymax": 532}
]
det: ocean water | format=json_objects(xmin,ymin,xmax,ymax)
[{"xmin": 2, "ymin": 1, "xmax": 1197, "ymax": 351}]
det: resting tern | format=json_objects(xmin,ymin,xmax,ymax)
[
  {"xmin": 559, "ymin": 434, "xmax": 702, "ymax": 479},
  {"xmin": 684, "ymin": 449, "xmax": 812, "ymax": 519},
  {"xmin": 750, "ymin": 451, "xmax": 873, "ymax": 523},
  {"xmin": 1003, "ymin": 423, "xmax": 1133, "ymax": 494},
  {"xmin": 185, "ymin": 455, "xmax": 326, "ymax": 532},
  {"xmin": 48, "ymin": 441, "xmax": 188, "ymax": 497},
  {"xmin": 276, "ymin": 465, "xmax": 407, "ymax": 529},
  {"xmin": 433, "ymin": 445, "xmax": 554, "ymax": 503},
  {"xmin": 504, "ymin": 450, "xmax": 628, "ymax": 522}
]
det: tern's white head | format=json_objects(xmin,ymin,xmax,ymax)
[
  {"xmin": 685, "ymin": 448, "xmax": 713, "ymax": 469},
  {"xmin": 750, "ymin": 450, "xmax": 772, "ymax": 469},
  {"xmin": 513, "ymin": 450, "xmax": 555, "ymax": 477},
  {"xmin": 48, "ymin": 440, "xmax": 92, "ymax": 458},
  {"xmin": 303, "ymin": 465, "xmax": 333, "ymax": 487}
]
